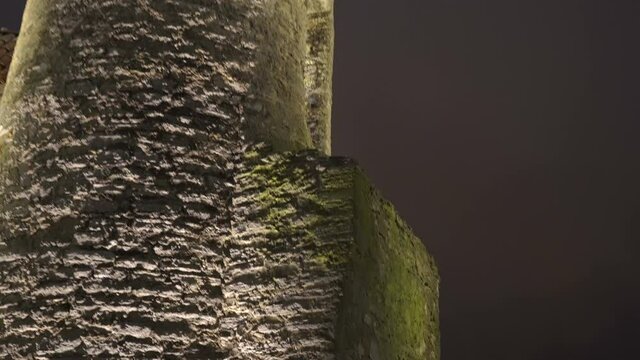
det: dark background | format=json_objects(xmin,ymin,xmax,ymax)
[{"xmin": 3, "ymin": 1, "xmax": 639, "ymax": 359}]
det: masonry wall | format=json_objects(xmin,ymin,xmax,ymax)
[{"xmin": 0, "ymin": 1, "xmax": 438, "ymax": 359}]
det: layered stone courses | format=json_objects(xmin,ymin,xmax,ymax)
[
  {"xmin": 0, "ymin": 0, "xmax": 439, "ymax": 359},
  {"xmin": 0, "ymin": 145, "xmax": 439, "ymax": 358},
  {"xmin": 222, "ymin": 149, "xmax": 355, "ymax": 358}
]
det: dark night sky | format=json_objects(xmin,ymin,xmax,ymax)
[{"xmin": 3, "ymin": 1, "xmax": 640, "ymax": 359}]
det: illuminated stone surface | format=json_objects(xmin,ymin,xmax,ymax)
[{"xmin": 0, "ymin": 1, "xmax": 438, "ymax": 359}]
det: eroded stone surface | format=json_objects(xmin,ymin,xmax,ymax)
[
  {"xmin": 222, "ymin": 149, "xmax": 355, "ymax": 358},
  {"xmin": 0, "ymin": 1, "xmax": 438, "ymax": 359},
  {"xmin": 337, "ymin": 170, "xmax": 440, "ymax": 360},
  {"xmin": 0, "ymin": 147, "xmax": 439, "ymax": 359},
  {"xmin": 0, "ymin": 147, "xmax": 350, "ymax": 358}
]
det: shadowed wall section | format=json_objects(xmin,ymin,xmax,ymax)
[
  {"xmin": 304, "ymin": 0, "xmax": 334, "ymax": 154},
  {"xmin": 0, "ymin": 30, "xmax": 16, "ymax": 98}
]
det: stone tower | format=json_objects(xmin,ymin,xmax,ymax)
[{"xmin": 0, "ymin": 1, "xmax": 439, "ymax": 359}]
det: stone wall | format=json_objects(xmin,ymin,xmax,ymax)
[
  {"xmin": 0, "ymin": 1, "xmax": 438, "ymax": 358},
  {"xmin": 337, "ymin": 170, "xmax": 440, "ymax": 359},
  {"xmin": 0, "ymin": 145, "xmax": 439, "ymax": 358}
]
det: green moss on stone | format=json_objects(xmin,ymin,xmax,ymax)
[
  {"xmin": 336, "ymin": 169, "xmax": 440, "ymax": 360},
  {"xmin": 238, "ymin": 150, "xmax": 440, "ymax": 359}
]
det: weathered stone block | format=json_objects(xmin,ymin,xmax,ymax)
[{"xmin": 231, "ymin": 149, "xmax": 440, "ymax": 359}]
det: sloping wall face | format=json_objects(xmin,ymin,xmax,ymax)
[{"xmin": 337, "ymin": 170, "xmax": 440, "ymax": 360}]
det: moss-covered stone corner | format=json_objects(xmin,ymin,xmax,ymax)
[
  {"xmin": 235, "ymin": 148, "xmax": 440, "ymax": 359},
  {"xmin": 232, "ymin": 145, "xmax": 355, "ymax": 266},
  {"xmin": 336, "ymin": 168, "xmax": 440, "ymax": 360}
]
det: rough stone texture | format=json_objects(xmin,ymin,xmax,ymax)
[
  {"xmin": 337, "ymin": 171, "xmax": 440, "ymax": 360},
  {"xmin": 0, "ymin": 0, "xmax": 438, "ymax": 359},
  {"xmin": 1, "ymin": 0, "xmax": 315, "ymax": 155},
  {"xmin": 233, "ymin": 150, "xmax": 440, "ymax": 359},
  {"xmin": 222, "ymin": 148, "xmax": 355, "ymax": 358},
  {"xmin": 0, "ymin": 146, "xmax": 439, "ymax": 359},
  {"xmin": 0, "ymin": 30, "xmax": 17, "ymax": 98}
]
